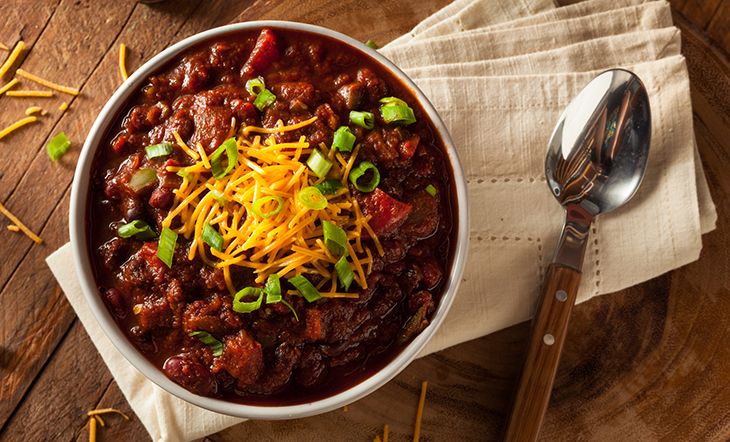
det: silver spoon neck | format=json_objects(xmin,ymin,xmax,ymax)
[{"xmin": 552, "ymin": 203, "xmax": 595, "ymax": 271}]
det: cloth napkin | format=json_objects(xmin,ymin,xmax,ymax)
[{"xmin": 46, "ymin": 0, "xmax": 717, "ymax": 440}]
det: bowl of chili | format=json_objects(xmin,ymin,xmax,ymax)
[{"xmin": 70, "ymin": 21, "xmax": 469, "ymax": 419}]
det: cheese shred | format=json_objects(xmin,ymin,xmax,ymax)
[
  {"xmin": 6, "ymin": 90, "xmax": 54, "ymax": 98},
  {"xmin": 0, "ymin": 201, "xmax": 42, "ymax": 243},
  {"xmin": 0, "ymin": 78, "xmax": 19, "ymax": 95},
  {"xmin": 412, "ymin": 381, "xmax": 428, "ymax": 442},
  {"xmin": 119, "ymin": 43, "xmax": 129, "ymax": 81},
  {"xmin": 24, "ymin": 106, "xmax": 43, "ymax": 116},
  {"xmin": 15, "ymin": 68, "xmax": 79, "ymax": 95},
  {"xmin": 0, "ymin": 42, "xmax": 9, "ymax": 51},
  {"xmin": 7, "ymin": 224, "xmax": 20, "ymax": 232},
  {"xmin": 88, "ymin": 417, "xmax": 97, "ymax": 442},
  {"xmin": 0, "ymin": 40, "xmax": 25, "ymax": 78},
  {"xmin": 0, "ymin": 116, "xmax": 38, "ymax": 141},
  {"xmin": 59, "ymin": 102, "xmax": 68, "ymax": 112},
  {"xmin": 87, "ymin": 408, "xmax": 130, "ymax": 420}
]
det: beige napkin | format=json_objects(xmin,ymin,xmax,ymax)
[{"xmin": 46, "ymin": 0, "xmax": 716, "ymax": 440}]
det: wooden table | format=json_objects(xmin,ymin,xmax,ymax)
[{"xmin": 0, "ymin": 1, "xmax": 728, "ymax": 440}]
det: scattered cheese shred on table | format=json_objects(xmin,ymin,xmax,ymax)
[
  {"xmin": 0, "ymin": 78, "xmax": 19, "ymax": 95},
  {"xmin": 24, "ymin": 106, "xmax": 43, "ymax": 116},
  {"xmin": 59, "ymin": 101, "xmax": 68, "ymax": 112},
  {"xmin": 0, "ymin": 201, "xmax": 42, "ymax": 243},
  {"xmin": 6, "ymin": 90, "xmax": 54, "ymax": 98},
  {"xmin": 7, "ymin": 224, "xmax": 20, "ymax": 232},
  {"xmin": 0, "ymin": 40, "xmax": 24, "ymax": 78},
  {"xmin": 412, "ymin": 381, "xmax": 428, "ymax": 442},
  {"xmin": 383, "ymin": 424, "xmax": 390, "ymax": 442},
  {"xmin": 119, "ymin": 43, "xmax": 129, "ymax": 81},
  {"xmin": 15, "ymin": 68, "xmax": 79, "ymax": 96},
  {"xmin": 0, "ymin": 116, "xmax": 38, "ymax": 141},
  {"xmin": 88, "ymin": 417, "xmax": 97, "ymax": 442},
  {"xmin": 87, "ymin": 408, "xmax": 130, "ymax": 420},
  {"xmin": 374, "ymin": 436, "xmax": 382, "ymax": 442},
  {"xmin": 0, "ymin": 42, "xmax": 9, "ymax": 51}
]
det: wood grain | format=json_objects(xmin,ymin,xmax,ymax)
[{"xmin": 0, "ymin": 1, "xmax": 729, "ymax": 441}]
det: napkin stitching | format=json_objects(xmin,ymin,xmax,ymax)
[
  {"xmin": 468, "ymin": 176, "xmax": 547, "ymax": 184},
  {"xmin": 437, "ymin": 102, "xmax": 569, "ymax": 111},
  {"xmin": 473, "ymin": 233, "xmax": 545, "ymax": 280},
  {"xmin": 592, "ymin": 222, "xmax": 601, "ymax": 295}
]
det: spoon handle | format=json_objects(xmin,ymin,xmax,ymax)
[{"xmin": 504, "ymin": 263, "xmax": 581, "ymax": 442}]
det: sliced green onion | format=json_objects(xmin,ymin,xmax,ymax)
[
  {"xmin": 145, "ymin": 142, "xmax": 173, "ymax": 159},
  {"xmin": 264, "ymin": 274, "xmax": 282, "ymax": 304},
  {"xmin": 425, "ymin": 184, "xmax": 438, "ymax": 197},
  {"xmin": 298, "ymin": 186, "xmax": 328, "ymax": 210},
  {"xmin": 348, "ymin": 161, "xmax": 380, "ymax": 192},
  {"xmin": 232, "ymin": 287, "xmax": 264, "ymax": 313},
  {"xmin": 252, "ymin": 195, "xmax": 284, "ymax": 219},
  {"xmin": 189, "ymin": 331, "xmax": 223, "ymax": 357},
  {"xmin": 314, "ymin": 179, "xmax": 343, "ymax": 195},
  {"xmin": 128, "ymin": 168, "xmax": 157, "ymax": 192},
  {"xmin": 380, "ymin": 104, "xmax": 416, "ymax": 125},
  {"xmin": 280, "ymin": 299, "xmax": 299, "ymax": 321},
  {"xmin": 211, "ymin": 189, "xmax": 227, "ymax": 205},
  {"xmin": 46, "ymin": 132, "xmax": 71, "ymax": 161},
  {"xmin": 210, "ymin": 138, "xmax": 238, "ymax": 179},
  {"xmin": 118, "ymin": 220, "xmax": 156, "ymax": 240},
  {"xmin": 365, "ymin": 40, "xmax": 379, "ymax": 49},
  {"xmin": 288, "ymin": 274, "xmax": 321, "ymax": 302},
  {"xmin": 253, "ymin": 88, "xmax": 276, "ymax": 111},
  {"xmin": 323, "ymin": 220, "xmax": 348, "ymax": 257},
  {"xmin": 379, "ymin": 96, "xmax": 408, "ymax": 107},
  {"xmin": 335, "ymin": 256, "xmax": 355, "ymax": 291},
  {"xmin": 202, "ymin": 223, "xmax": 223, "ymax": 251},
  {"xmin": 332, "ymin": 126, "xmax": 356, "ymax": 152},
  {"xmin": 157, "ymin": 227, "xmax": 178, "ymax": 268},
  {"xmin": 245, "ymin": 76, "xmax": 265, "ymax": 96},
  {"xmin": 306, "ymin": 149, "xmax": 333, "ymax": 179},
  {"xmin": 349, "ymin": 111, "xmax": 374, "ymax": 129}
]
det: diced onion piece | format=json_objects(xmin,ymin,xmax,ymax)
[
  {"xmin": 335, "ymin": 256, "xmax": 355, "ymax": 291},
  {"xmin": 128, "ymin": 168, "xmax": 157, "ymax": 192},
  {"xmin": 253, "ymin": 88, "xmax": 276, "ymax": 110},
  {"xmin": 313, "ymin": 179, "xmax": 343, "ymax": 195},
  {"xmin": 323, "ymin": 220, "xmax": 348, "ymax": 257},
  {"xmin": 46, "ymin": 132, "xmax": 71, "ymax": 161},
  {"xmin": 252, "ymin": 195, "xmax": 284, "ymax": 219},
  {"xmin": 264, "ymin": 273, "xmax": 282, "ymax": 303},
  {"xmin": 348, "ymin": 161, "xmax": 380, "ymax": 193},
  {"xmin": 157, "ymin": 227, "xmax": 178, "ymax": 268},
  {"xmin": 202, "ymin": 223, "xmax": 223, "ymax": 251},
  {"xmin": 189, "ymin": 331, "xmax": 223, "ymax": 357},
  {"xmin": 145, "ymin": 142, "xmax": 173, "ymax": 159},
  {"xmin": 288, "ymin": 274, "xmax": 321, "ymax": 302},
  {"xmin": 349, "ymin": 111, "xmax": 374, "ymax": 129},
  {"xmin": 118, "ymin": 220, "xmax": 156, "ymax": 240},
  {"xmin": 298, "ymin": 186, "xmax": 328, "ymax": 210},
  {"xmin": 306, "ymin": 149, "xmax": 332, "ymax": 179},
  {"xmin": 245, "ymin": 76, "xmax": 265, "ymax": 96},
  {"xmin": 209, "ymin": 138, "xmax": 238, "ymax": 179},
  {"xmin": 332, "ymin": 126, "xmax": 356, "ymax": 152},
  {"xmin": 425, "ymin": 184, "xmax": 437, "ymax": 197},
  {"xmin": 233, "ymin": 287, "xmax": 264, "ymax": 313}
]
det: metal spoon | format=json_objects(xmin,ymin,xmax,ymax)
[{"xmin": 504, "ymin": 69, "xmax": 651, "ymax": 441}]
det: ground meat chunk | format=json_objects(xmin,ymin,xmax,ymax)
[
  {"xmin": 212, "ymin": 330, "xmax": 264, "ymax": 388},
  {"xmin": 356, "ymin": 67, "xmax": 387, "ymax": 102},
  {"xmin": 272, "ymin": 82, "xmax": 316, "ymax": 108},
  {"xmin": 401, "ymin": 191, "xmax": 439, "ymax": 239},
  {"xmin": 183, "ymin": 294, "xmax": 243, "ymax": 335},
  {"xmin": 242, "ymin": 28, "xmax": 280, "ymax": 77},
  {"xmin": 336, "ymin": 82, "xmax": 363, "ymax": 110}
]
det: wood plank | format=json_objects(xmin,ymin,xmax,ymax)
[
  {"xmin": 706, "ymin": 2, "xmax": 730, "ymax": 54},
  {"xmin": 72, "ymin": 378, "xmax": 148, "ymax": 442},
  {"xmin": 669, "ymin": 0, "xmax": 723, "ymax": 29},
  {"xmin": 0, "ymin": 0, "xmax": 60, "ymax": 67}
]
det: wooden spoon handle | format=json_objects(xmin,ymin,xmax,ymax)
[{"xmin": 504, "ymin": 263, "xmax": 582, "ymax": 442}]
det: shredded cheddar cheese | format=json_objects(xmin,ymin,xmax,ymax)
[
  {"xmin": 0, "ymin": 78, "xmax": 19, "ymax": 95},
  {"xmin": 88, "ymin": 417, "xmax": 97, "ymax": 442},
  {"xmin": 0, "ymin": 201, "xmax": 42, "ymax": 243},
  {"xmin": 0, "ymin": 116, "xmax": 38, "ymax": 141},
  {"xmin": 119, "ymin": 43, "xmax": 129, "ymax": 81},
  {"xmin": 0, "ymin": 41, "xmax": 24, "ymax": 78},
  {"xmin": 412, "ymin": 381, "xmax": 428, "ymax": 442},
  {"xmin": 59, "ymin": 101, "xmax": 68, "ymax": 112},
  {"xmin": 15, "ymin": 68, "xmax": 79, "ymax": 96},
  {"xmin": 24, "ymin": 106, "xmax": 43, "ymax": 116},
  {"xmin": 0, "ymin": 42, "xmax": 8, "ymax": 51},
  {"xmin": 383, "ymin": 424, "xmax": 390, "ymax": 442},
  {"xmin": 87, "ymin": 408, "xmax": 130, "ymax": 420},
  {"xmin": 164, "ymin": 117, "xmax": 380, "ymax": 296},
  {"xmin": 6, "ymin": 90, "xmax": 54, "ymax": 97},
  {"xmin": 7, "ymin": 224, "xmax": 20, "ymax": 232}
]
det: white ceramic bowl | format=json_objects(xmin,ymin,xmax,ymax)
[{"xmin": 69, "ymin": 21, "xmax": 469, "ymax": 419}]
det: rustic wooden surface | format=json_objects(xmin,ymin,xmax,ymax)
[{"xmin": 0, "ymin": 1, "xmax": 728, "ymax": 441}]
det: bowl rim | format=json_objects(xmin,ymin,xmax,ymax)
[{"xmin": 69, "ymin": 20, "xmax": 470, "ymax": 419}]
